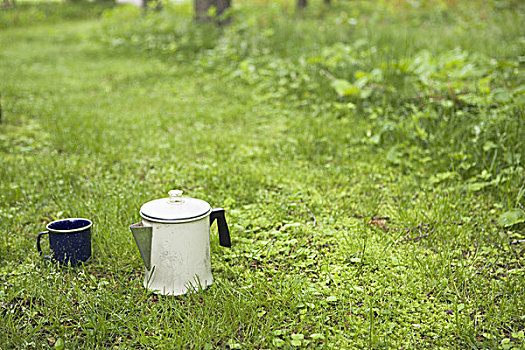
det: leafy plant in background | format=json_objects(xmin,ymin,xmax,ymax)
[{"xmin": 100, "ymin": 0, "xmax": 524, "ymax": 211}]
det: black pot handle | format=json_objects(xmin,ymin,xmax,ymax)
[
  {"xmin": 36, "ymin": 231, "xmax": 51, "ymax": 258},
  {"xmin": 210, "ymin": 208, "xmax": 231, "ymax": 247}
]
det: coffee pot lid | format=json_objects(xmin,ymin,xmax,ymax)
[{"xmin": 140, "ymin": 190, "xmax": 212, "ymax": 223}]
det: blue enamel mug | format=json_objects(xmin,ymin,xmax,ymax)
[{"xmin": 36, "ymin": 218, "xmax": 92, "ymax": 265}]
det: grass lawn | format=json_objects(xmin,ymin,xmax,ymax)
[{"xmin": 0, "ymin": 0, "xmax": 524, "ymax": 348}]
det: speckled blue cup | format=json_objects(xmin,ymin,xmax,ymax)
[{"xmin": 37, "ymin": 218, "xmax": 92, "ymax": 265}]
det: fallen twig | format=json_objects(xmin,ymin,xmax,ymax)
[
  {"xmin": 368, "ymin": 217, "xmax": 389, "ymax": 231},
  {"xmin": 249, "ymin": 263, "xmax": 279, "ymax": 270},
  {"xmin": 305, "ymin": 204, "xmax": 317, "ymax": 227},
  {"xmin": 398, "ymin": 226, "xmax": 435, "ymax": 243}
]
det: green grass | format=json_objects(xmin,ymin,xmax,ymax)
[
  {"xmin": 0, "ymin": 1, "xmax": 115, "ymax": 28},
  {"xmin": 1, "ymin": 0, "xmax": 524, "ymax": 348}
]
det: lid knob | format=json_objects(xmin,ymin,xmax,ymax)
[{"xmin": 168, "ymin": 190, "xmax": 184, "ymax": 204}]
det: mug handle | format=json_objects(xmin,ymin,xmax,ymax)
[
  {"xmin": 210, "ymin": 208, "xmax": 231, "ymax": 248},
  {"xmin": 36, "ymin": 231, "xmax": 51, "ymax": 258}
]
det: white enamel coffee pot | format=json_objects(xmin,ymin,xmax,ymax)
[{"xmin": 129, "ymin": 190, "xmax": 231, "ymax": 296}]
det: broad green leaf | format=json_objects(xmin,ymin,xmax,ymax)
[
  {"xmin": 272, "ymin": 338, "xmax": 285, "ymax": 347},
  {"xmin": 310, "ymin": 333, "xmax": 325, "ymax": 340},
  {"xmin": 55, "ymin": 339, "xmax": 65, "ymax": 350},
  {"xmin": 331, "ymin": 79, "xmax": 360, "ymax": 96},
  {"xmin": 207, "ymin": 5, "xmax": 217, "ymax": 17},
  {"xmin": 483, "ymin": 141, "xmax": 496, "ymax": 152},
  {"xmin": 291, "ymin": 339, "xmax": 302, "ymax": 347},
  {"xmin": 497, "ymin": 209, "xmax": 525, "ymax": 227},
  {"xmin": 354, "ymin": 70, "xmax": 369, "ymax": 79},
  {"xmin": 429, "ymin": 171, "xmax": 455, "ymax": 184},
  {"xmin": 466, "ymin": 181, "xmax": 490, "ymax": 192},
  {"xmin": 273, "ymin": 329, "xmax": 288, "ymax": 336},
  {"xmin": 512, "ymin": 331, "xmax": 524, "ymax": 340}
]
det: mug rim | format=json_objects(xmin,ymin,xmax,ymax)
[{"xmin": 46, "ymin": 218, "xmax": 92, "ymax": 233}]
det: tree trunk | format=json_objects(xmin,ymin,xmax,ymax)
[
  {"xmin": 324, "ymin": 0, "xmax": 331, "ymax": 4},
  {"xmin": 2, "ymin": 0, "xmax": 15, "ymax": 8},
  {"xmin": 296, "ymin": 0, "xmax": 307, "ymax": 9},
  {"xmin": 195, "ymin": 0, "xmax": 231, "ymax": 23}
]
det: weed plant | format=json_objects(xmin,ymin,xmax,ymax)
[{"xmin": 0, "ymin": 0, "xmax": 524, "ymax": 348}]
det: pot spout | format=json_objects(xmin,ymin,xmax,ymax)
[{"xmin": 130, "ymin": 222, "xmax": 152, "ymax": 270}]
